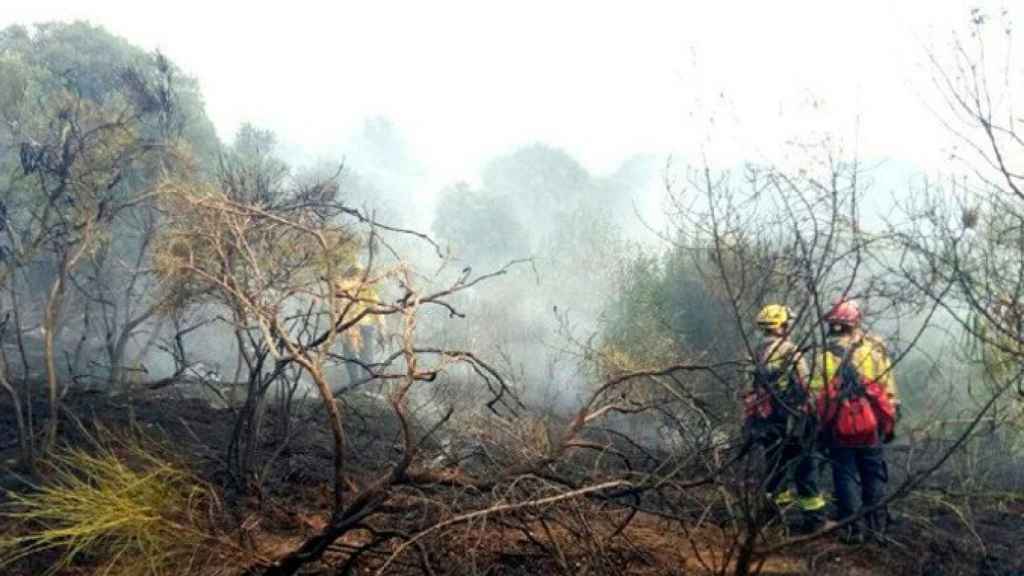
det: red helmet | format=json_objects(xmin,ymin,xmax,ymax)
[{"xmin": 826, "ymin": 299, "xmax": 861, "ymax": 327}]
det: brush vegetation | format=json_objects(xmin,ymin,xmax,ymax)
[{"xmin": 0, "ymin": 427, "xmax": 220, "ymax": 575}]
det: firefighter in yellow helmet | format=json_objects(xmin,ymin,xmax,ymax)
[
  {"xmin": 809, "ymin": 299, "xmax": 898, "ymax": 544},
  {"xmin": 744, "ymin": 304, "xmax": 826, "ymax": 534}
]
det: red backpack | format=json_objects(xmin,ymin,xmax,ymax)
[
  {"xmin": 817, "ymin": 343, "xmax": 896, "ymax": 446},
  {"xmin": 745, "ymin": 362, "xmax": 808, "ymax": 426}
]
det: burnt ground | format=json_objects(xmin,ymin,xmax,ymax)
[{"xmin": 0, "ymin": 388, "xmax": 1023, "ymax": 575}]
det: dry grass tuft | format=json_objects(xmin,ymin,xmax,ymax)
[{"xmin": 0, "ymin": 426, "xmax": 222, "ymax": 575}]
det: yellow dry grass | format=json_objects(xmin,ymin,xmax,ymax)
[{"xmin": 0, "ymin": 427, "xmax": 219, "ymax": 575}]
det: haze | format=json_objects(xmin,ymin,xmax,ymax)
[{"xmin": 3, "ymin": 1, "xmax": 1000, "ymax": 220}]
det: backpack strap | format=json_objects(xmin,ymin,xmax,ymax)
[
  {"xmin": 828, "ymin": 339, "xmax": 867, "ymax": 399},
  {"xmin": 824, "ymin": 339, "xmax": 894, "ymax": 442},
  {"xmin": 752, "ymin": 339, "xmax": 787, "ymax": 391},
  {"xmin": 751, "ymin": 345, "xmax": 802, "ymax": 420}
]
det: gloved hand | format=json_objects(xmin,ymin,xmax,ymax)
[
  {"xmin": 743, "ymin": 392, "xmax": 759, "ymax": 419},
  {"xmin": 883, "ymin": 403, "xmax": 901, "ymax": 444},
  {"xmin": 743, "ymin": 390, "xmax": 772, "ymax": 419}
]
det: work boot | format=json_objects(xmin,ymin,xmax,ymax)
[{"xmin": 772, "ymin": 489, "xmax": 796, "ymax": 507}]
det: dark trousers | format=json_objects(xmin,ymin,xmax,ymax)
[
  {"xmin": 830, "ymin": 445, "xmax": 887, "ymax": 532},
  {"xmin": 763, "ymin": 436, "xmax": 819, "ymax": 501}
]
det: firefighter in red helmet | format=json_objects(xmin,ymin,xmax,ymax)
[{"xmin": 810, "ymin": 299, "xmax": 899, "ymax": 544}]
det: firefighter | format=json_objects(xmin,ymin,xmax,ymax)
[
  {"xmin": 744, "ymin": 304, "xmax": 826, "ymax": 534},
  {"xmin": 811, "ymin": 299, "xmax": 896, "ymax": 544}
]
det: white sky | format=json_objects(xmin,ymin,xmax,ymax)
[{"xmin": 2, "ymin": 1, "xmax": 1019, "ymax": 193}]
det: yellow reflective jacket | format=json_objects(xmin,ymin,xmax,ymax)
[
  {"xmin": 862, "ymin": 333, "xmax": 900, "ymax": 406},
  {"xmin": 807, "ymin": 332, "xmax": 899, "ymax": 405},
  {"xmin": 744, "ymin": 334, "xmax": 812, "ymax": 423},
  {"xmin": 749, "ymin": 334, "xmax": 808, "ymax": 394}
]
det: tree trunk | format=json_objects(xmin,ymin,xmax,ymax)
[
  {"xmin": 340, "ymin": 337, "xmax": 361, "ymax": 391},
  {"xmin": 9, "ymin": 275, "xmax": 34, "ymax": 458},
  {"xmin": 305, "ymin": 362, "xmax": 346, "ymax": 512},
  {"xmin": 233, "ymin": 327, "xmax": 247, "ymax": 385},
  {"xmin": 0, "ymin": 353, "xmax": 32, "ymax": 470},
  {"xmin": 42, "ymin": 268, "xmax": 66, "ymax": 452},
  {"xmin": 107, "ymin": 310, "xmax": 164, "ymax": 394},
  {"xmin": 70, "ymin": 302, "xmax": 91, "ymax": 380},
  {"xmin": 129, "ymin": 316, "xmax": 166, "ymax": 372},
  {"xmin": 109, "ymin": 326, "xmax": 133, "ymax": 392}
]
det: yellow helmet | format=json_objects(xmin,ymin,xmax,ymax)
[{"xmin": 756, "ymin": 304, "xmax": 791, "ymax": 330}]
